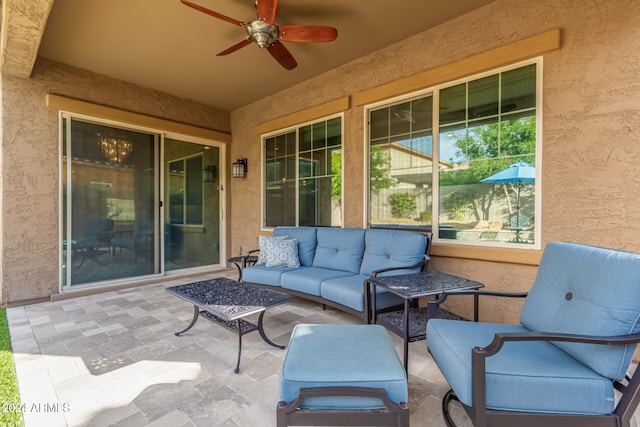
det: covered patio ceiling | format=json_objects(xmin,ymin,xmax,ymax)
[{"xmin": 2, "ymin": 0, "xmax": 495, "ymax": 111}]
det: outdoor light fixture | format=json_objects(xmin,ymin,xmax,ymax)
[
  {"xmin": 202, "ymin": 165, "xmax": 217, "ymax": 182},
  {"xmin": 232, "ymin": 158, "xmax": 247, "ymax": 178}
]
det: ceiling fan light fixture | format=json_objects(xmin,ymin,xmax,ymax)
[{"xmin": 246, "ymin": 20, "xmax": 278, "ymax": 48}]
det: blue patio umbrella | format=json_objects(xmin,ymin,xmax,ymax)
[{"xmin": 481, "ymin": 161, "xmax": 535, "ymax": 228}]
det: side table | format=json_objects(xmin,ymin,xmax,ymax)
[
  {"xmin": 227, "ymin": 254, "xmax": 259, "ymax": 280},
  {"xmin": 369, "ymin": 271, "xmax": 483, "ymax": 371}
]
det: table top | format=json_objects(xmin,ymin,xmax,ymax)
[
  {"xmin": 166, "ymin": 278, "xmax": 292, "ymax": 321},
  {"xmin": 368, "ymin": 270, "xmax": 483, "ymax": 299},
  {"xmin": 227, "ymin": 255, "xmax": 259, "ymax": 263}
]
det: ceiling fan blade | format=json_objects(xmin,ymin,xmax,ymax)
[
  {"xmin": 217, "ymin": 38, "xmax": 253, "ymax": 56},
  {"xmin": 278, "ymin": 25, "xmax": 338, "ymax": 43},
  {"xmin": 256, "ymin": 0, "xmax": 278, "ymax": 27},
  {"xmin": 267, "ymin": 41, "xmax": 297, "ymax": 70},
  {"xmin": 180, "ymin": 0, "xmax": 244, "ymax": 27}
]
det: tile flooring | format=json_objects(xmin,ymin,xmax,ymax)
[{"xmin": 7, "ymin": 269, "xmax": 634, "ymax": 426}]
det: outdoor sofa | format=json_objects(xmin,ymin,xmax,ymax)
[{"xmin": 241, "ymin": 226, "xmax": 431, "ymax": 321}]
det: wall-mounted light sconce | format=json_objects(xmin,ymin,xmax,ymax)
[
  {"xmin": 202, "ymin": 165, "xmax": 217, "ymax": 182},
  {"xmin": 232, "ymin": 158, "xmax": 248, "ymax": 178}
]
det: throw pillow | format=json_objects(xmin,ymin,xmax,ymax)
[
  {"xmin": 256, "ymin": 235, "xmax": 289, "ymax": 264},
  {"xmin": 265, "ymin": 238, "xmax": 300, "ymax": 268}
]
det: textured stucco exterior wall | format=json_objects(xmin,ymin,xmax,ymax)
[
  {"xmin": 0, "ymin": 58, "xmax": 230, "ymax": 305},
  {"xmin": 230, "ymin": 0, "xmax": 640, "ymax": 323}
]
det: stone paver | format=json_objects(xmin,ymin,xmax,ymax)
[{"xmin": 5, "ymin": 269, "xmax": 571, "ymax": 426}]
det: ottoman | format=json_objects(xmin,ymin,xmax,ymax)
[{"xmin": 277, "ymin": 324, "xmax": 409, "ymax": 426}]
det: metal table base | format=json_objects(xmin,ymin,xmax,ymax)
[{"xmin": 175, "ymin": 304, "xmax": 285, "ymax": 373}]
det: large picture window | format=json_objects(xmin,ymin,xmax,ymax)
[
  {"xmin": 368, "ymin": 60, "xmax": 540, "ymax": 247},
  {"xmin": 264, "ymin": 116, "xmax": 342, "ymax": 228}
]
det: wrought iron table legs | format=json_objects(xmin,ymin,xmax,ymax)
[
  {"xmin": 174, "ymin": 305, "xmax": 284, "ymax": 373},
  {"xmin": 175, "ymin": 305, "xmax": 199, "ymax": 336}
]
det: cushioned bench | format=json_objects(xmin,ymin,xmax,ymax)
[{"xmin": 277, "ymin": 324, "xmax": 409, "ymax": 426}]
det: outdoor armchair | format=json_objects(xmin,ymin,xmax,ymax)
[{"xmin": 426, "ymin": 242, "xmax": 640, "ymax": 427}]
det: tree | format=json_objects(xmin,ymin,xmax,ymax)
[
  {"xmin": 388, "ymin": 192, "xmax": 416, "ymax": 218},
  {"xmin": 370, "ymin": 145, "xmax": 396, "ymax": 190},
  {"xmin": 441, "ymin": 116, "xmax": 536, "ymax": 220}
]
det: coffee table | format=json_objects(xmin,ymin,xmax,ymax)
[
  {"xmin": 166, "ymin": 277, "xmax": 293, "ymax": 373},
  {"xmin": 369, "ymin": 271, "xmax": 484, "ymax": 370}
]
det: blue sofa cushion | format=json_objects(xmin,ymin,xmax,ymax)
[
  {"xmin": 242, "ymin": 264, "xmax": 305, "ymax": 287},
  {"xmin": 520, "ymin": 242, "xmax": 640, "ymax": 381},
  {"xmin": 281, "ymin": 267, "xmax": 353, "ymax": 296},
  {"xmin": 320, "ymin": 275, "xmax": 404, "ymax": 312},
  {"xmin": 360, "ymin": 229, "xmax": 427, "ymax": 276},
  {"xmin": 274, "ymin": 227, "xmax": 317, "ymax": 267},
  {"xmin": 426, "ymin": 319, "xmax": 615, "ymax": 415},
  {"xmin": 280, "ymin": 324, "xmax": 408, "ymax": 409},
  {"xmin": 312, "ymin": 228, "xmax": 365, "ymax": 274}
]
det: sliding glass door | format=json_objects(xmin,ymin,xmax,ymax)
[
  {"xmin": 62, "ymin": 117, "xmax": 157, "ymax": 287},
  {"xmin": 61, "ymin": 116, "xmax": 223, "ymax": 289},
  {"xmin": 165, "ymin": 138, "xmax": 221, "ymax": 270}
]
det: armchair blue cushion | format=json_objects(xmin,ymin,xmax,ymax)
[
  {"xmin": 427, "ymin": 242, "xmax": 640, "ymax": 424},
  {"xmin": 519, "ymin": 242, "xmax": 640, "ymax": 380}
]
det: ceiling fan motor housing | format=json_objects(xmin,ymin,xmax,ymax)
[{"xmin": 246, "ymin": 20, "xmax": 278, "ymax": 48}]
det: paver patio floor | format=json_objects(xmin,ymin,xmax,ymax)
[{"xmin": 8, "ymin": 268, "xmax": 635, "ymax": 426}]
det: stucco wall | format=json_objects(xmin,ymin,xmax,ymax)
[
  {"xmin": 229, "ymin": 0, "xmax": 640, "ymax": 323},
  {"xmin": 0, "ymin": 58, "xmax": 230, "ymax": 305}
]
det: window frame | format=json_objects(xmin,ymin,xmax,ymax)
[
  {"xmin": 261, "ymin": 113, "xmax": 344, "ymax": 230},
  {"xmin": 365, "ymin": 58, "xmax": 542, "ymax": 250}
]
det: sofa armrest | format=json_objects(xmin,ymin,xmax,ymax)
[{"xmin": 370, "ymin": 257, "xmax": 430, "ymax": 277}]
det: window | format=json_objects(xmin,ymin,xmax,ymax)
[
  {"xmin": 264, "ymin": 116, "xmax": 342, "ymax": 228},
  {"xmin": 368, "ymin": 61, "xmax": 540, "ymax": 247}
]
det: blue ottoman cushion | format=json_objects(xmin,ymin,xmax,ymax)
[{"xmin": 280, "ymin": 324, "xmax": 408, "ymax": 409}]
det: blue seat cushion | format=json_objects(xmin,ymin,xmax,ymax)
[
  {"xmin": 280, "ymin": 324, "xmax": 408, "ymax": 409},
  {"xmin": 426, "ymin": 319, "xmax": 615, "ymax": 415},
  {"xmin": 274, "ymin": 227, "xmax": 317, "ymax": 267},
  {"xmin": 520, "ymin": 242, "xmax": 640, "ymax": 380},
  {"xmin": 320, "ymin": 275, "xmax": 404, "ymax": 312},
  {"xmin": 281, "ymin": 268, "xmax": 352, "ymax": 296},
  {"xmin": 360, "ymin": 229, "xmax": 427, "ymax": 276},
  {"xmin": 242, "ymin": 264, "xmax": 304, "ymax": 287},
  {"xmin": 313, "ymin": 228, "xmax": 366, "ymax": 274}
]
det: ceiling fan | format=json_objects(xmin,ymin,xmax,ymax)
[{"xmin": 180, "ymin": 0, "xmax": 338, "ymax": 70}]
